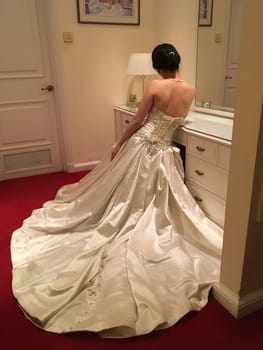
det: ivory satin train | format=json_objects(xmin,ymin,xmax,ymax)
[{"xmin": 11, "ymin": 107, "xmax": 223, "ymax": 338}]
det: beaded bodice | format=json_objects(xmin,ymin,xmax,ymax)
[{"xmin": 134, "ymin": 107, "xmax": 184, "ymax": 145}]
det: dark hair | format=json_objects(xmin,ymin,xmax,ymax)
[{"xmin": 152, "ymin": 43, "xmax": 181, "ymax": 71}]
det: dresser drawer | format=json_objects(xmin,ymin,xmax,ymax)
[
  {"xmin": 186, "ymin": 181, "xmax": 226, "ymax": 227},
  {"xmin": 186, "ymin": 155, "xmax": 228, "ymax": 200},
  {"xmin": 187, "ymin": 134, "xmax": 217, "ymax": 164}
]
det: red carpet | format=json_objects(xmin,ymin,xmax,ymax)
[{"xmin": 1, "ymin": 171, "xmax": 263, "ymax": 350}]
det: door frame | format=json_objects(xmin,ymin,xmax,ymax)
[{"xmin": 42, "ymin": 0, "xmax": 72, "ymax": 171}]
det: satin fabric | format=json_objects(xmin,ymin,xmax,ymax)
[{"xmin": 11, "ymin": 107, "xmax": 223, "ymax": 338}]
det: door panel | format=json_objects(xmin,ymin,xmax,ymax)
[
  {"xmin": 0, "ymin": 1, "xmax": 43, "ymax": 77},
  {"xmin": 0, "ymin": 0, "xmax": 62, "ymax": 180},
  {"xmin": 223, "ymin": 0, "xmax": 244, "ymax": 108},
  {"xmin": 1, "ymin": 101, "xmax": 51, "ymax": 144}
]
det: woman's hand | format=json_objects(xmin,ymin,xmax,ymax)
[
  {"xmin": 111, "ymin": 143, "xmax": 121, "ymax": 160},
  {"xmin": 111, "ymin": 83, "xmax": 154, "ymax": 161}
]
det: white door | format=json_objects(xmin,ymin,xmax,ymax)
[
  {"xmin": 0, "ymin": 0, "xmax": 63, "ymax": 180},
  {"xmin": 223, "ymin": 0, "xmax": 244, "ymax": 109}
]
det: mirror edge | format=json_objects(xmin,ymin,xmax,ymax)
[{"xmin": 192, "ymin": 105, "xmax": 234, "ymax": 119}]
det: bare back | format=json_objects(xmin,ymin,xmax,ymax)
[{"xmin": 150, "ymin": 79, "xmax": 196, "ymax": 118}]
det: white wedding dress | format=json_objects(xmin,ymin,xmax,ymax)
[{"xmin": 11, "ymin": 107, "xmax": 223, "ymax": 338}]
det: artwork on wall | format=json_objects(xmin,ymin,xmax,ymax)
[
  {"xmin": 77, "ymin": 0, "xmax": 140, "ymax": 25},
  {"xmin": 198, "ymin": 0, "xmax": 213, "ymax": 26}
]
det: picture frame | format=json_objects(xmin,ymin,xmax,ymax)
[
  {"xmin": 198, "ymin": 0, "xmax": 213, "ymax": 26},
  {"xmin": 77, "ymin": 0, "xmax": 140, "ymax": 25}
]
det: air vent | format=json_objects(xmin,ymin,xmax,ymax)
[{"xmin": 4, "ymin": 149, "xmax": 51, "ymax": 171}]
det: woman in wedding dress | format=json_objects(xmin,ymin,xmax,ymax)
[{"xmin": 11, "ymin": 43, "xmax": 223, "ymax": 338}]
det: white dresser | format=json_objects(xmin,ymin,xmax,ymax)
[
  {"xmin": 114, "ymin": 105, "xmax": 137, "ymax": 139},
  {"xmin": 185, "ymin": 133, "xmax": 231, "ymax": 227},
  {"xmin": 114, "ymin": 105, "xmax": 232, "ymax": 227}
]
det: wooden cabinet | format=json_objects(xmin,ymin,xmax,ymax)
[
  {"xmin": 114, "ymin": 106, "xmax": 232, "ymax": 227},
  {"xmin": 114, "ymin": 105, "xmax": 136, "ymax": 140},
  {"xmin": 185, "ymin": 134, "xmax": 231, "ymax": 227}
]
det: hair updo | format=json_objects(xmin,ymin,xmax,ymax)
[{"xmin": 152, "ymin": 43, "xmax": 181, "ymax": 71}]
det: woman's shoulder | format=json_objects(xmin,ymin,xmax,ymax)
[
  {"xmin": 182, "ymin": 82, "xmax": 197, "ymax": 96},
  {"xmin": 148, "ymin": 79, "xmax": 162, "ymax": 87},
  {"xmin": 147, "ymin": 79, "xmax": 196, "ymax": 96},
  {"xmin": 147, "ymin": 79, "xmax": 168, "ymax": 92},
  {"xmin": 149, "ymin": 78, "xmax": 194, "ymax": 87}
]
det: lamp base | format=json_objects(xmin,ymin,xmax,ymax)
[{"xmin": 128, "ymin": 94, "xmax": 137, "ymax": 107}]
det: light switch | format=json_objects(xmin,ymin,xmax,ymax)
[
  {"xmin": 63, "ymin": 32, "xmax": 73, "ymax": 43},
  {"xmin": 215, "ymin": 33, "xmax": 223, "ymax": 43}
]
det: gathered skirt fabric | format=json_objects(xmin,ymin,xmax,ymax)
[{"xmin": 11, "ymin": 113, "xmax": 223, "ymax": 338}]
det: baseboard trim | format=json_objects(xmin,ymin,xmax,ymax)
[
  {"xmin": 66, "ymin": 161, "xmax": 100, "ymax": 173},
  {"xmin": 212, "ymin": 283, "xmax": 240, "ymax": 318},
  {"xmin": 213, "ymin": 283, "xmax": 263, "ymax": 318},
  {"xmin": 239, "ymin": 288, "xmax": 263, "ymax": 318}
]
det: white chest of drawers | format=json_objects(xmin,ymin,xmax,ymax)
[
  {"xmin": 114, "ymin": 105, "xmax": 232, "ymax": 227},
  {"xmin": 114, "ymin": 105, "xmax": 136, "ymax": 140},
  {"xmin": 185, "ymin": 133, "xmax": 231, "ymax": 227}
]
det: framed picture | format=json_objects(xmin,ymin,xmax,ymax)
[
  {"xmin": 77, "ymin": 0, "xmax": 140, "ymax": 25},
  {"xmin": 198, "ymin": 0, "xmax": 213, "ymax": 26}
]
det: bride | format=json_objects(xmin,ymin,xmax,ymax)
[{"xmin": 11, "ymin": 43, "xmax": 223, "ymax": 338}]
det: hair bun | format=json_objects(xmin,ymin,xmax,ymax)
[{"xmin": 152, "ymin": 43, "xmax": 181, "ymax": 71}]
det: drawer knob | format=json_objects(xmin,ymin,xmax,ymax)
[
  {"xmin": 195, "ymin": 169, "xmax": 204, "ymax": 176},
  {"xmin": 125, "ymin": 119, "xmax": 130, "ymax": 124},
  {"xmin": 194, "ymin": 195, "xmax": 203, "ymax": 202},
  {"xmin": 196, "ymin": 145, "xmax": 205, "ymax": 152}
]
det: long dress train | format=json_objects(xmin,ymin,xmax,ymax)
[{"xmin": 11, "ymin": 107, "xmax": 223, "ymax": 338}]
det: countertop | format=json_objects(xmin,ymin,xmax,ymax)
[{"xmin": 114, "ymin": 105, "xmax": 233, "ymax": 143}]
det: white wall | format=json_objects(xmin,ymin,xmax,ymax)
[
  {"xmin": 153, "ymin": 0, "xmax": 198, "ymax": 86},
  {"xmin": 48, "ymin": 0, "xmax": 200, "ymax": 169},
  {"xmin": 48, "ymin": 0, "xmax": 155, "ymax": 169}
]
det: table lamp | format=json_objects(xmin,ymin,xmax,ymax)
[{"xmin": 127, "ymin": 53, "xmax": 156, "ymax": 105}]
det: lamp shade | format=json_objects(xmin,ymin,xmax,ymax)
[{"xmin": 127, "ymin": 53, "xmax": 156, "ymax": 76}]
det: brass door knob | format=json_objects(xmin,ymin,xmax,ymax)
[{"xmin": 41, "ymin": 85, "xmax": 54, "ymax": 91}]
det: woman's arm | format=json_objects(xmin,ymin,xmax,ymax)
[{"xmin": 111, "ymin": 82, "xmax": 155, "ymax": 159}]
